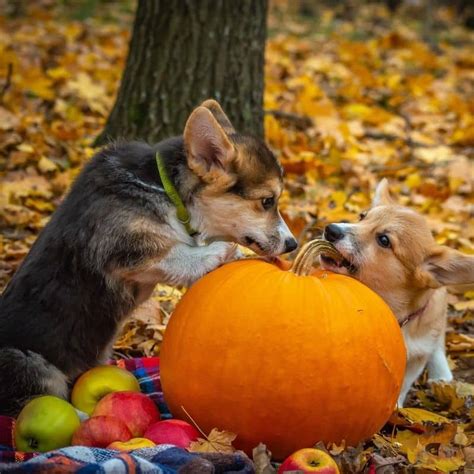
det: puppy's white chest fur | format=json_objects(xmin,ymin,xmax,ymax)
[{"xmin": 403, "ymin": 325, "xmax": 441, "ymax": 361}]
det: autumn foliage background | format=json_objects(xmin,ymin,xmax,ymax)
[{"xmin": 0, "ymin": 0, "xmax": 473, "ymax": 471}]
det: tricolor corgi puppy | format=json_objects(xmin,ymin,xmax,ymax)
[{"xmin": 0, "ymin": 100, "xmax": 297, "ymax": 416}]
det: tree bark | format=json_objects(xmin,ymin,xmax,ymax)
[{"xmin": 96, "ymin": 0, "xmax": 268, "ymax": 145}]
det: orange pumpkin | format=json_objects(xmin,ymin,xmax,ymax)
[{"xmin": 160, "ymin": 242, "xmax": 406, "ymax": 460}]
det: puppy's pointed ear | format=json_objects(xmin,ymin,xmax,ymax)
[
  {"xmin": 372, "ymin": 178, "xmax": 395, "ymax": 207},
  {"xmin": 184, "ymin": 106, "xmax": 236, "ymax": 185},
  {"xmin": 199, "ymin": 99, "xmax": 235, "ymax": 134},
  {"xmin": 415, "ymin": 246, "xmax": 474, "ymax": 288}
]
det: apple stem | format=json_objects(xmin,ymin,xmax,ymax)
[
  {"xmin": 28, "ymin": 438, "xmax": 39, "ymax": 450},
  {"xmin": 290, "ymin": 239, "xmax": 342, "ymax": 276}
]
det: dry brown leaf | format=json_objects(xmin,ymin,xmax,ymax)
[
  {"xmin": 454, "ymin": 429, "xmax": 469, "ymax": 447},
  {"xmin": 188, "ymin": 428, "xmax": 237, "ymax": 454},
  {"xmin": 252, "ymin": 443, "xmax": 276, "ymax": 474},
  {"xmin": 430, "ymin": 381, "xmax": 473, "ymax": 412},
  {"xmin": 0, "ymin": 107, "xmax": 19, "ymax": 131},
  {"xmin": 130, "ymin": 299, "xmax": 161, "ymax": 325},
  {"xmin": 446, "ymin": 333, "xmax": 474, "ymax": 353},
  {"xmin": 328, "ymin": 441, "xmax": 346, "ymax": 456}
]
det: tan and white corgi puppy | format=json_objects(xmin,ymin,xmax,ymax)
[
  {"xmin": 320, "ymin": 179, "xmax": 474, "ymax": 405},
  {"xmin": 0, "ymin": 99, "xmax": 297, "ymax": 416}
]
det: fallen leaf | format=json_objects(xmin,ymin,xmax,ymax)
[
  {"xmin": 0, "ymin": 107, "xmax": 19, "ymax": 131},
  {"xmin": 38, "ymin": 156, "xmax": 57, "ymax": 173},
  {"xmin": 188, "ymin": 428, "xmax": 237, "ymax": 454},
  {"xmin": 416, "ymin": 449, "xmax": 465, "ymax": 472},
  {"xmin": 453, "ymin": 300, "xmax": 474, "ymax": 312},
  {"xmin": 328, "ymin": 441, "xmax": 346, "ymax": 456},
  {"xmin": 446, "ymin": 333, "xmax": 474, "ymax": 353},
  {"xmin": 253, "ymin": 443, "xmax": 276, "ymax": 474},
  {"xmin": 398, "ymin": 407, "xmax": 450, "ymax": 425},
  {"xmin": 429, "ymin": 381, "xmax": 473, "ymax": 412}
]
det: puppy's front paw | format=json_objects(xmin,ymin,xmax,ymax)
[
  {"xmin": 184, "ymin": 243, "xmax": 242, "ymax": 287},
  {"xmin": 226, "ymin": 244, "xmax": 244, "ymax": 262},
  {"xmin": 208, "ymin": 242, "xmax": 240, "ymax": 265}
]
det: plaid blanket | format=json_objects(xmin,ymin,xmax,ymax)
[{"xmin": 0, "ymin": 357, "xmax": 254, "ymax": 473}]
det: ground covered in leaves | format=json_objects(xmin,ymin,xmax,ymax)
[{"xmin": 0, "ymin": 1, "xmax": 472, "ymax": 472}]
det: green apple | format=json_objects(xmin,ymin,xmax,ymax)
[
  {"xmin": 14, "ymin": 396, "xmax": 80, "ymax": 452},
  {"xmin": 71, "ymin": 365, "xmax": 140, "ymax": 415}
]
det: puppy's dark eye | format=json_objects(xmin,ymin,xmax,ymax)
[
  {"xmin": 261, "ymin": 197, "xmax": 275, "ymax": 210},
  {"xmin": 359, "ymin": 211, "xmax": 367, "ymax": 221},
  {"xmin": 377, "ymin": 234, "xmax": 391, "ymax": 248}
]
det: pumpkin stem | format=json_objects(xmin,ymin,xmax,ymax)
[{"xmin": 290, "ymin": 239, "xmax": 343, "ymax": 275}]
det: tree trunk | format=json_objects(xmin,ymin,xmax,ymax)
[{"xmin": 96, "ymin": 0, "xmax": 268, "ymax": 145}]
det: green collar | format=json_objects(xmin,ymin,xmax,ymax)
[{"xmin": 155, "ymin": 152, "xmax": 196, "ymax": 236}]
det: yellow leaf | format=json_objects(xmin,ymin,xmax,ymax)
[
  {"xmin": 414, "ymin": 146, "xmax": 453, "ymax": 163},
  {"xmin": 453, "ymin": 300, "xmax": 474, "ymax": 311},
  {"xmin": 67, "ymin": 73, "xmax": 109, "ymax": 115},
  {"xmin": 188, "ymin": 428, "xmax": 237, "ymax": 454},
  {"xmin": 38, "ymin": 156, "xmax": 57, "ymax": 173},
  {"xmin": 393, "ymin": 431, "xmax": 423, "ymax": 463},
  {"xmin": 392, "ymin": 424, "xmax": 459, "ymax": 466},
  {"xmin": 17, "ymin": 144, "xmax": 34, "ymax": 153},
  {"xmin": 343, "ymin": 103, "xmax": 372, "ymax": 120},
  {"xmin": 65, "ymin": 23, "xmax": 83, "ymax": 42},
  {"xmin": 23, "ymin": 74, "xmax": 54, "ymax": 100},
  {"xmin": 448, "ymin": 177, "xmax": 465, "ymax": 193},
  {"xmin": 24, "ymin": 198, "xmax": 54, "ymax": 213},
  {"xmin": 1, "ymin": 174, "xmax": 52, "ymax": 201},
  {"xmin": 47, "ymin": 67, "xmax": 70, "ymax": 81},
  {"xmin": 451, "ymin": 124, "xmax": 474, "ymax": 146},
  {"xmin": 417, "ymin": 450, "xmax": 465, "ymax": 473},
  {"xmin": 405, "ymin": 173, "xmax": 421, "ymax": 189},
  {"xmin": 430, "ymin": 381, "xmax": 473, "ymax": 412},
  {"xmin": 398, "ymin": 407, "xmax": 450, "ymax": 424},
  {"xmin": 329, "ymin": 190, "xmax": 347, "ymax": 208},
  {"xmin": 447, "ymin": 333, "xmax": 474, "ymax": 353}
]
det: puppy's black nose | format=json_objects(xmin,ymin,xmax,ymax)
[
  {"xmin": 284, "ymin": 237, "xmax": 298, "ymax": 253},
  {"xmin": 324, "ymin": 224, "xmax": 344, "ymax": 243}
]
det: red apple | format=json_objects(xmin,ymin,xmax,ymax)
[
  {"xmin": 72, "ymin": 416, "xmax": 132, "ymax": 448},
  {"xmin": 144, "ymin": 419, "xmax": 200, "ymax": 449},
  {"xmin": 71, "ymin": 366, "xmax": 140, "ymax": 415},
  {"xmin": 92, "ymin": 391, "xmax": 160, "ymax": 437},
  {"xmin": 108, "ymin": 437, "xmax": 156, "ymax": 451},
  {"xmin": 278, "ymin": 448, "xmax": 340, "ymax": 474}
]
